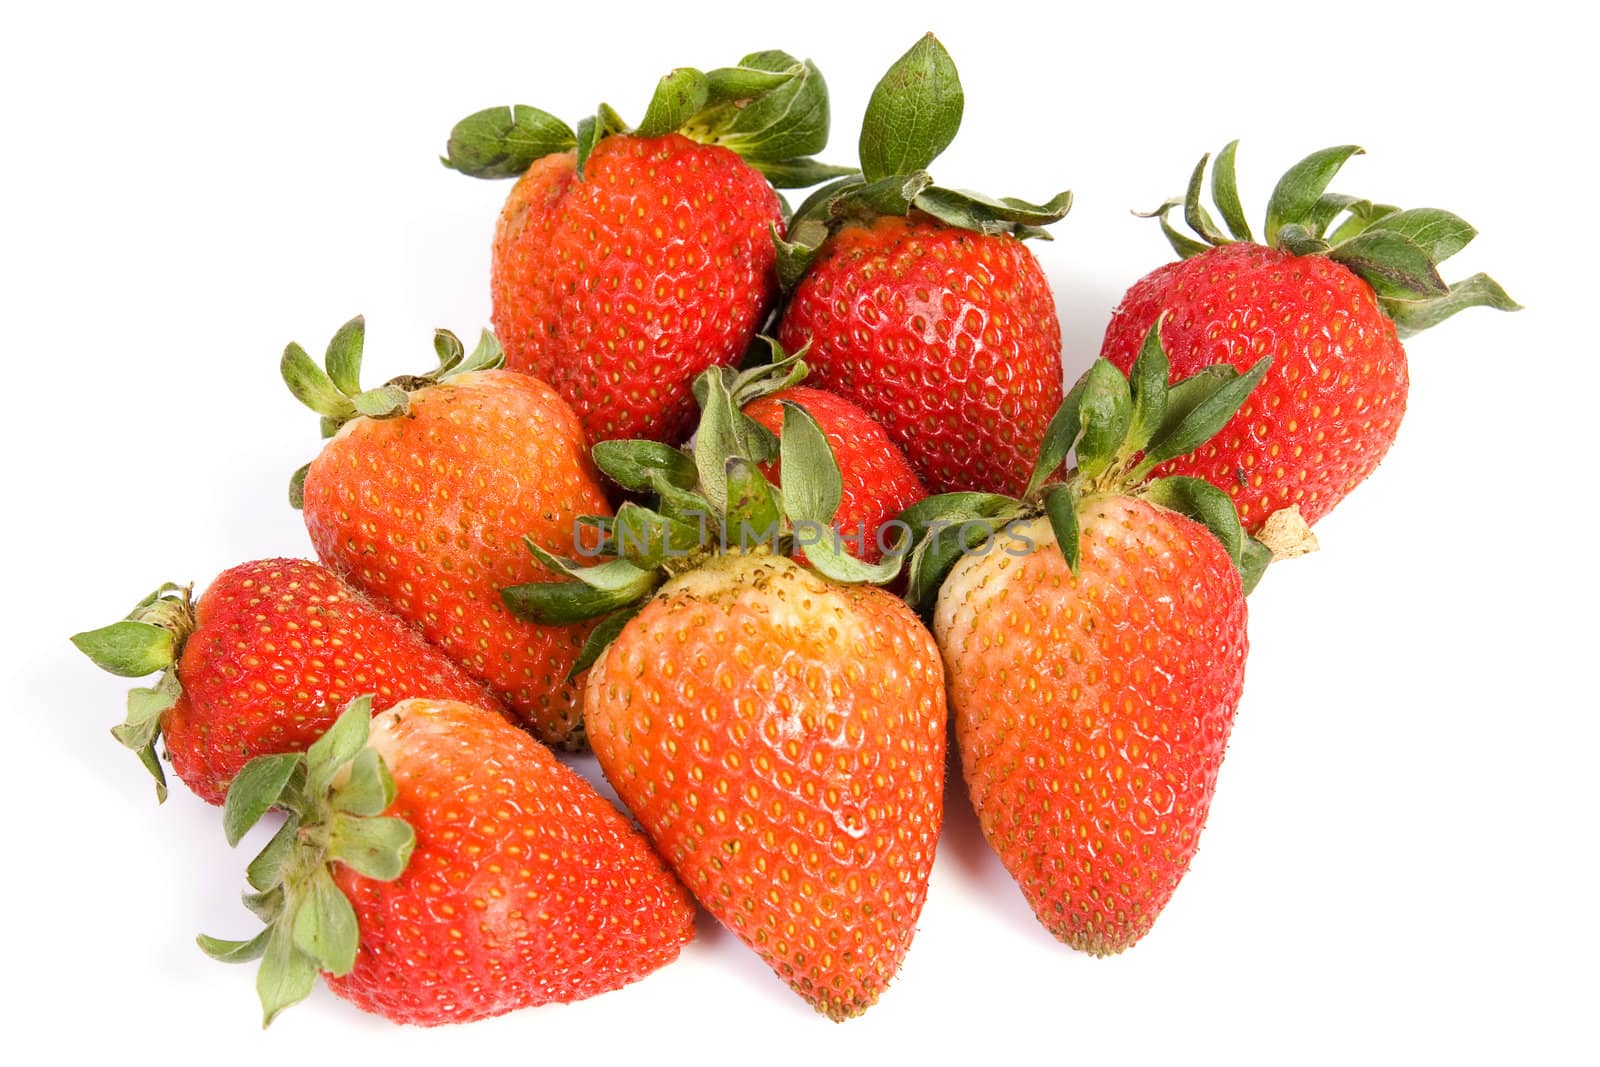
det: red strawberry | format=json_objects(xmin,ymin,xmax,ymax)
[
  {"xmin": 202, "ymin": 697, "xmax": 696, "ymax": 1026},
  {"xmin": 1102, "ymin": 142, "xmax": 1518, "ymax": 536},
  {"xmin": 506, "ymin": 367, "xmax": 947, "ymax": 1019},
  {"xmin": 742, "ymin": 384, "xmax": 926, "ymax": 562},
  {"xmin": 71, "ymin": 558, "xmax": 500, "ymax": 805},
  {"xmin": 283, "ymin": 317, "xmax": 610, "ymax": 748},
  {"xmin": 773, "ymin": 35, "xmax": 1070, "ymax": 496},
  {"xmin": 906, "ymin": 331, "xmax": 1268, "ymax": 953},
  {"xmin": 444, "ymin": 52, "xmax": 849, "ymax": 445}
]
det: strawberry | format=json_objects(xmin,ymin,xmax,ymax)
[
  {"xmin": 70, "ymin": 558, "xmax": 500, "ymax": 805},
  {"xmin": 201, "ymin": 697, "xmax": 696, "ymax": 1026},
  {"xmin": 774, "ymin": 35, "xmax": 1071, "ymax": 496},
  {"xmin": 1102, "ymin": 143, "xmax": 1518, "ymax": 538},
  {"xmin": 744, "ymin": 384, "xmax": 926, "ymax": 562},
  {"xmin": 504, "ymin": 366, "xmax": 946, "ymax": 1019},
  {"xmin": 444, "ymin": 51, "xmax": 852, "ymax": 445},
  {"xmin": 904, "ymin": 326, "xmax": 1268, "ymax": 954},
  {"xmin": 282, "ymin": 317, "xmax": 609, "ymax": 748}
]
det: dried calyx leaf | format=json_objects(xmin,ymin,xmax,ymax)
[
  {"xmin": 281, "ymin": 316, "xmax": 503, "ymax": 508},
  {"xmin": 70, "ymin": 583, "xmax": 198, "ymax": 802},
  {"xmin": 776, "ymin": 34, "xmax": 1073, "ymax": 286},
  {"xmin": 898, "ymin": 319, "xmax": 1274, "ymax": 611},
  {"xmin": 443, "ymin": 49, "xmax": 850, "ymax": 185},
  {"xmin": 1139, "ymin": 141, "xmax": 1520, "ymax": 336},
  {"xmin": 198, "ymin": 696, "xmax": 416, "ymax": 1028},
  {"xmin": 500, "ymin": 358, "xmax": 897, "ymax": 665}
]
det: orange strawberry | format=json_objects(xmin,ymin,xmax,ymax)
[
  {"xmin": 1102, "ymin": 143, "xmax": 1518, "ymax": 535},
  {"xmin": 201, "ymin": 697, "xmax": 696, "ymax": 1026},
  {"xmin": 444, "ymin": 52, "xmax": 851, "ymax": 445},
  {"xmin": 504, "ymin": 364, "xmax": 946, "ymax": 1019},
  {"xmin": 904, "ymin": 325, "xmax": 1268, "ymax": 953},
  {"xmin": 282, "ymin": 317, "xmax": 609, "ymax": 748},
  {"xmin": 71, "ymin": 558, "xmax": 500, "ymax": 804}
]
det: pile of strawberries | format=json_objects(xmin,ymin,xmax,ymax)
[{"xmin": 74, "ymin": 35, "xmax": 1516, "ymax": 1026}]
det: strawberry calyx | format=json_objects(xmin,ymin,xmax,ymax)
[
  {"xmin": 280, "ymin": 315, "xmax": 504, "ymax": 507},
  {"xmin": 501, "ymin": 355, "xmax": 896, "ymax": 676},
  {"xmin": 70, "ymin": 583, "xmax": 197, "ymax": 802},
  {"xmin": 774, "ymin": 34, "xmax": 1073, "ymax": 290},
  {"xmin": 1140, "ymin": 141, "xmax": 1520, "ymax": 336},
  {"xmin": 442, "ymin": 50, "xmax": 851, "ymax": 188},
  {"xmin": 197, "ymin": 696, "xmax": 415, "ymax": 1028},
  {"xmin": 898, "ymin": 319, "xmax": 1273, "ymax": 609}
]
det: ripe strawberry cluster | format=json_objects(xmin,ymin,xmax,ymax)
[{"xmin": 74, "ymin": 35, "xmax": 1515, "ymax": 1027}]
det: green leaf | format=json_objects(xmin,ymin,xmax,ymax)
[
  {"xmin": 332, "ymin": 747, "xmax": 395, "ymax": 817},
  {"xmin": 71, "ymin": 620, "xmax": 173, "ymax": 677},
  {"xmin": 1240, "ymin": 536, "xmax": 1272, "ymax": 595},
  {"xmin": 697, "ymin": 53, "xmax": 831, "ymax": 163},
  {"xmin": 442, "ymin": 105, "xmax": 577, "ymax": 179},
  {"xmin": 1211, "ymin": 140, "xmax": 1252, "ymax": 243},
  {"xmin": 830, "ymin": 171, "xmax": 932, "ymax": 220},
  {"xmin": 282, "ymin": 341, "xmax": 357, "ymax": 422},
  {"xmin": 1328, "ymin": 229, "xmax": 1448, "ymax": 297},
  {"xmin": 257, "ymin": 921, "xmax": 320, "ymax": 1027},
  {"xmin": 1072, "ymin": 360, "xmax": 1134, "ymax": 480},
  {"xmin": 112, "ymin": 669, "xmax": 180, "ymax": 756},
  {"xmin": 349, "ymin": 385, "xmax": 410, "ymax": 419},
  {"xmin": 1142, "ymin": 356, "xmax": 1272, "ymax": 469},
  {"xmin": 246, "ymin": 815, "xmax": 301, "ymax": 893},
  {"xmin": 1137, "ymin": 200, "xmax": 1211, "ymax": 259},
  {"xmin": 1381, "ymin": 272, "xmax": 1521, "ymax": 337},
  {"xmin": 1024, "ymin": 376, "xmax": 1087, "ymax": 498},
  {"xmin": 322, "ymin": 315, "xmax": 365, "ymax": 395},
  {"xmin": 754, "ymin": 157, "xmax": 859, "ymax": 189},
  {"xmin": 593, "ymin": 440, "xmax": 697, "ymax": 492},
  {"xmin": 288, "ymin": 463, "xmax": 309, "ymax": 510},
  {"xmin": 243, "ymin": 885, "xmax": 286, "ymax": 923},
  {"xmin": 196, "ymin": 928, "xmax": 272, "ymax": 964},
  {"xmin": 900, "ymin": 511, "xmax": 1012, "ymax": 611},
  {"xmin": 292, "ymin": 866, "xmax": 360, "ymax": 977},
  {"xmin": 1363, "ymin": 207, "xmax": 1477, "ymax": 263},
  {"xmin": 1328, "ymin": 201, "xmax": 1399, "ymax": 245},
  {"xmin": 327, "ymin": 814, "xmax": 415, "ymax": 882},
  {"xmin": 574, "ymin": 111, "xmax": 605, "ymax": 180},
  {"xmin": 773, "ymin": 220, "xmax": 827, "ymax": 291},
  {"xmin": 1126, "ymin": 318, "xmax": 1171, "ymax": 453},
  {"xmin": 611, "ymin": 503, "xmax": 701, "ymax": 569},
  {"xmin": 1182, "ymin": 153, "xmax": 1230, "ymax": 246},
  {"xmin": 502, "ymin": 576, "xmax": 652, "ymax": 625},
  {"xmin": 1274, "ymin": 223, "xmax": 1331, "ymax": 257},
  {"xmin": 223, "ymin": 753, "xmax": 302, "ymax": 848},
  {"xmin": 304, "ymin": 696, "xmax": 373, "ymax": 796},
  {"xmin": 637, "ymin": 67, "xmax": 711, "ymax": 138},
  {"xmin": 703, "ymin": 62, "xmax": 796, "ymax": 105},
  {"xmin": 912, "ymin": 186, "xmax": 1072, "ymax": 236},
  {"xmin": 858, "ymin": 34, "xmax": 963, "ymax": 182},
  {"xmin": 799, "ymin": 524, "xmax": 902, "ymax": 585},
  {"xmin": 1144, "ymin": 475, "xmax": 1244, "ymax": 566},
  {"xmin": 452, "ymin": 328, "xmax": 505, "ymax": 376},
  {"xmin": 433, "ymin": 328, "xmax": 465, "ymax": 374},
  {"xmin": 568, "ymin": 602, "xmax": 646, "ymax": 681},
  {"xmin": 724, "ymin": 458, "xmax": 783, "ymax": 548},
  {"xmin": 778, "ymin": 401, "xmax": 843, "ymax": 527},
  {"xmin": 1042, "ymin": 484, "xmax": 1082, "ymax": 573},
  {"xmin": 1264, "ymin": 145, "xmax": 1363, "ymax": 246},
  {"xmin": 695, "ymin": 370, "xmax": 741, "ymax": 513}
]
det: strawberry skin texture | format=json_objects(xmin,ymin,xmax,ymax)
[
  {"xmin": 1101, "ymin": 242, "xmax": 1409, "ymax": 530},
  {"xmin": 934, "ymin": 500, "xmax": 1247, "ymax": 955},
  {"xmin": 777, "ymin": 214, "xmax": 1063, "ymax": 496},
  {"xmin": 585, "ymin": 553, "xmax": 947, "ymax": 1019},
  {"xmin": 163, "ymin": 558, "xmax": 501, "ymax": 805},
  {"xmin": 493, "ymin": 133, "xmax": 784, "ymax": 445},
  {"xmin": 742, "ymin": 386, "xmax": 927, "ymax": 563},
  {"xmin": 327, "ymin": 699, "xmax": 696, "ymax": 1025},
  {"xmin": 301, "ymin": 370, "xmax": 611, "ymax": 748}
]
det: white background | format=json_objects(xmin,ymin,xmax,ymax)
[{"xmin": 4, "ymin": 2, "xmax": 1592, "ymax": 1063}]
